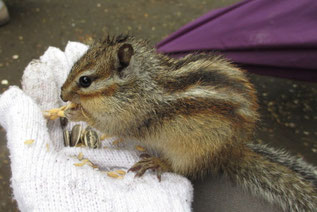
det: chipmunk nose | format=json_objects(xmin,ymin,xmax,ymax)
[
  {"xmin": 60, "ymin": 93, "xmax": 67, "ymax": 102},
  {"xmin": 60, "ymin": 89, "xmax": 68, "ymax": 102}
]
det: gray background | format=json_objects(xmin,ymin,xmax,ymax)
[{"xmin": 0, "ymin": 0, "xmax": 316, "ymax": 211}]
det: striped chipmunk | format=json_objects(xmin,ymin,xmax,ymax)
[{"xmin": 61, "ymin": 35, "xmax": 317, "ymax": 211}]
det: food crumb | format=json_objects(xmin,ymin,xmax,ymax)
[
  {"xmin": 74, "ymin": 162, "xmax": 86, "ymax": 167},
  {"xmin": 112, "ymin": 138, "xmax": 123, "ymax": 146},
  {"xmin": 77, "ymin": 152, "xmax": 83, "ymax": 160},
  {"xmin": 44, "ymin": 103, "xmax": 76, "ymax": 120},
  {"xmin": 24, "ymin": 139, "xmax": 35, "ymax": 145},
  {"xmin": 1, "ymin": 79, "xmax": 8, "ymax": 85},
  {"xmin": 46, "ymin": 143, "xmax": 50, "ymax": 152},
  {"xmin": 136, "ymin": 145, "xmax": 146, "ymax": 152},
  {"xmin": 107, "ymin": 171, "xmax": 123, "ymax": 179},
  {"xmin": 116, "ymin": 170, "xmax": 126, "ymax": 176}
]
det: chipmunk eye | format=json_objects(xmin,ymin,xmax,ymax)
[{"xmin": 79, "ymin": 76, "xmax": 92, "ymax": 88}]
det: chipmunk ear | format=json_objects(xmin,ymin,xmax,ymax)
[{"xmin": 117, "ymin": 43, "xmax": 134, "ymax": 69}]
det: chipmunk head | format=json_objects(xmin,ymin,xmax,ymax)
[{"xmin": 61, "ymin": 35, "xmax": 138, "ymax": 104}]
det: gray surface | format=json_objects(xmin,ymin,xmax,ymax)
[
  {"xmin": 192, "ymin": 175, "xmax": 282, "ymax": 212},
  {"xmin": 0, "ymin": 0, "xmax": 316, "ymax": 211}
]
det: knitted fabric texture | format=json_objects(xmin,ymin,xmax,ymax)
[{"xmin": 0, "ymin": 42, "xmax": 193, "ymax": 212}]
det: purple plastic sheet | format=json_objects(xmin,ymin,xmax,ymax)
[{"xmin": 157, "ymin": 0, "xmax": 317, "ymax": 82}]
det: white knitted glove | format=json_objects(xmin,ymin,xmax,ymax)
[{"xmin": 0, "ymin": 42, "xmax": 193, "ymax": 212}]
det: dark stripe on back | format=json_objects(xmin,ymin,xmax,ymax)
[{"xmin": 159, "ymin": 67, "xmax": 247, "ymax": 94}]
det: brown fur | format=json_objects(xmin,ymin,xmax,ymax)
[{"xmin": 61, "ymin": 35, "xmax": 317, "ymax": 211}]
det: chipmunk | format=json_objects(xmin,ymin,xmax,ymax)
[{"xmin": 60, "ymin": 35, "xmax": 317, "ymax": 211}]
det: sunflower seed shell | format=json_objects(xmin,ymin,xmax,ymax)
[
  {"xmin": 83, "ymin": 127, "xmax": 100, "ymax": 149},
  {"xmin": 70, "ymin": 124, "xmax": 83, "ymax": 147},
  {"xmin": 63, "ymin": 130, "xmax": 70, "ymax": 147}
]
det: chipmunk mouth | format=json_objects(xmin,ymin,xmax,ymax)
[
  {"xmin": 65, "ymin": 102, "xmax": 80, "ymax": 110},
  {"xmin": 64, "ymin": 102, "xmax": 82, "ymax": 116},
  {"xmin": 63, "ymin": 102, "xmax": 90, "ymax": 122},
  {"xmin": 67, "ymin": 102, "xmax": 90, "ymax": 115}
]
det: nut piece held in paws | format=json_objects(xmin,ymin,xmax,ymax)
[{"xmin": 43, "ymin": 103, "xmax": 77, "ymax": 120}]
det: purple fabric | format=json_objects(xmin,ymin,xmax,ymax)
[{"xmin": 157, "ymin": 0, "xmax": 317, "ymax": 82}]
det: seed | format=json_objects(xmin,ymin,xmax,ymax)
[
  {"xmin": 24, "ymin": 139, "xmax": 35, "ymax": 145},
  {"xmin": 74, "ymin": 159, "xmax": 89, "ymax": 167},
  {"xmin": 44, "ymin": 104, "xmax": 74, "ymax": 120},
  {"xmin": 136, "ymin": 145, "xmax": 146, "ymax": 152},
  {"xmin": 82, "ymin": 127, "xmax": 100, "ymax": 149},
  {"xmin": 46, "ymin": 143, "xmax": 50, "ymax": 152},
  {"xmin": 77, "ymin": 152, "xmax": 83, "ymax": 160},
  {"xmin": 63, "ymin": 130, "xmax": 70, "ymax": 147},
  {"xmin": 71, "ymin": 124, "xmax": 83, "ymax": 147},
  {"xmin": 43, "ymin": 111, "xmax": 51, "ymax": 119},
  {"xmin": 116, "ymin": 170, "xmax": 126, "ymax": 176},
  {"xmin": 112, "ymin": 138, "xmax": 123, "ymax": 146},
  {"xmin": 75, "ymin": 143, "xmax": 85, "ymax": 147},
  {"xmin": 74, "ymin": 158, "xmax": 98, "ymax": 168},
  {"xmin": 57, "ymin": 110, "xmax": 65, "ymax": 117},
  {"xmin": 43, "ymin": 108, "xmax": 60, "ymax": 120},
  {"xmin": 80, "ymin": 128, "xmax": 86, "ymax": 145},
  {"xmin": 48, "ymin": 108, "xmax": 60, "ymax": 113},
  {"xmin": 49, "ymin": 114, "xmax": 59, "ymax": 120},
  {"xmin": 88, "ymin": 162, "xmax": 99, "ymax": 169},
  {"xmin": 81, "ymin": 159, "xmax": 89, "ymax": 163},
  {"xmin": 65, "ymin": 102, "xmax": 78, "ymax": 110},
  {"xmin": 107, "ymin": 171, "xmax": 121, "ymax": 178},
  {"xmin": 74, "ymin": 162, "xmax": 86, "ymax": 167},
  {"xmin": 60, "ymin": 105, "xmax": 67, "ymax": 111}
]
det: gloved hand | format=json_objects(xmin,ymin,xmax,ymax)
[{"xmin": 0, "ymin": 42, "xmax": 193, "ymax": 212}]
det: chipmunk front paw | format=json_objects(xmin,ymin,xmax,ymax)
[
  {"xmin": 128, "ymin": 155, "xmax": 170, "ymax": 181},
  {"xmin": 64, "ymin": 104, "xmax": 88, "ymax": 122}
]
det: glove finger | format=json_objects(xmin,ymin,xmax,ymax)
[
  {"xmin": 22, "ymin": 58, "xmax": 64, "ymax": 150},
  {"xmin": 0, "ymin": 86, "xmax": 53, "ymax": 164},
  {"xmin": 21, "ymin": 47, "xmax": 73, "ymax": 150},
  {"xmin": 64, "ymin": 42, "xmax": 88, "ymax": 64},
  {"xmin": 39, "ymin": 45, "xmax": 80, "ymax": 90},
  {"xmin": 63, "ymin": 41, "xmax": 89, "ymax": 85},
  {"xmin": 22, "ymin": 47, "xmax": 67, "ymax": 110}
]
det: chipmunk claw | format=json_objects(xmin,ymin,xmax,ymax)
[{"xmin": 128, "ymin": 157, "xmax": 168, "ymax": 181}]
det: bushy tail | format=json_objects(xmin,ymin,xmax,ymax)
[{"xmin": 226, "ymin": 143, "xmax": 317, "ymax": 212}]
